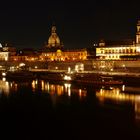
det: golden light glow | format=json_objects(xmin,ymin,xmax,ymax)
[
  {"xmin": 64, "ymin": 83, "xmax": 71, "ymax": 96},
  {"xmin": 79, "ymin": 89, "xmax": 82, "ymax": 98},
  {"xmin": 0, "ymin": 80, "xmax": 10, "ymax": 96},
  {"xmin": 19, "ymin": 63, "xmax": 25, "ymax": 67},
  {"xmin": 35, "ymin": 79, "xmax": 38, "ymax": 85},
  {"xmin": 122, "ymin": 85, "xmax": 125, "ymax": 91},
  {"xmin": 48, "ymin": 26, "xmax": 60, "ymax": 47},
  {"xmin": 96, "ymin": 86, "xmax": 140, "ymax": 120},
  {"xmin": 68, "ymin": 67, "xmax": 71, "ymax": 73},
  {"xmin": 41, "ymin": 80, "xmax": 44, "ymax": 91},
  {"xmin": 2, "ymin": 77, "xmax": 6, "ymax": 81},
  {"xmin": 96, "ymin": 87, "xmax": 136, "ymax": 102},
  {"xmin": 64, "ymin": 75, "xmax": 71, "ymax": 81},
  {"xmin": 2, "ymin": 72, "xmax": 6, "ymax": 77},
  {"xmin": 96, "ymin": 45, "xmax": 138, "ymax": 60},
  {"xmin": 56, "ymin": 85, "xmax": 64, "ymax": 95},
  {"xmin": 39, "ymin": 81, "xmax": 64, "ymax": 96},
  {"xmin": 41, "ymin": 50, "xmax": 87, "ymax": 62},
  {"xmin": 5, "ymin": 57, "xmax": 8, "ymax": 61}
]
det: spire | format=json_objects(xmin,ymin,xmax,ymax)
[
  {"xmin": 46, "ymin": 24, "xmax": 64, "ymax": 50},
  {"xmin": 47, "ymin": 25, "xmax": 60, "ymax": 48},
  {"xmin": 137, "ymin": 20, "xmax": 140, "ymax": 26},
  {"xmin": 51, "ymin": 26, "xmax": 56, "ymax": 33},
  {"xmin": 136, "ymin": 20, "xmax": 140, "ymax": 44}
]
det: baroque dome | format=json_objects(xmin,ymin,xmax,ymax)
[{"xmin": 48, "ymin": 26, "xmax": 61, "ymax": 47}]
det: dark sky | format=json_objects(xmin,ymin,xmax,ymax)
[{"xmin": 0, "ymin": 0, "xmax": 140, "ymax": 49}]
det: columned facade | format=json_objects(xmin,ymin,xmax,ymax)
[{"xmin": 96, "ymin": 20, "xmax": 140, "ymax": 60}]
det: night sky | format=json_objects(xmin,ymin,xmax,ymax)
[{"xmin": 0, "ymin": 0, "xmax": 140, "ymax": 49}]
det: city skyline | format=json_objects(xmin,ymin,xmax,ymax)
[{"xmin": 0, "ymin": 0, "xmax": 140, "ymax": 49}]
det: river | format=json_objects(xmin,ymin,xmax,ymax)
[{"xmin": 0, "ymin": 78, "xmax": 140, "ymax": 139}]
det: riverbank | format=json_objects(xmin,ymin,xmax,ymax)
[
  {"xmin": 79, "ymin": 70, "xmax": 140, "ymax": 85},
  {"xmin": 1, "ymin": 68, "xmax": 140, "ymax": 85}
]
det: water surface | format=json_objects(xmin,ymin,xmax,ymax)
[{"xmin": 0, "ymin": 78, "xmax": 140, "ymax": 139}]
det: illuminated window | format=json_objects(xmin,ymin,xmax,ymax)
[{"xmin": 126, "ymin": 49, "xmax": 129, "ymax": 53}]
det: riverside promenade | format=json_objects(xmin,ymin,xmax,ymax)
[
  {"xmin": 30, "ymin": 68, "xmax": 140, "ymax": 77},
  {"xmin": 82, "ymin": 70, "xmax": 140, "ymax": 78},
  {"xmin": 30, "ymin": 68, "xmax": 140, "ymax": 79},
  {"xmin": 76, "ymin": 70, "xmax": 140, "ymax": 85}
]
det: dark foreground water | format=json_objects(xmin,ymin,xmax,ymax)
[{"xmin": 0, "ymin": 78, "xmax": 140, "ymax": 139}]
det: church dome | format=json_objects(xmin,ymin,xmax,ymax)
[{"xmin": 48, "ymin": 26, "xmax": 61, "ymax": 47}]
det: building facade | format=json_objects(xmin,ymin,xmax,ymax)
[
  {"xmin": 96, "ymin": 21, "xmax": 140, "ymax": 60},
  {"xmin": 44, "ymin": 26, "xmax": 64, "ymax": 50},
  {"xmin": 0, "ymin": 43, "xmax": 16, "ymax": 61},
  {"xmin": 40, "ymin": 25, "xmax": 87, "ymax": 61},
  {"xmin": 41, "ymin": 49, "xmax": 87, "ymax": 61}
]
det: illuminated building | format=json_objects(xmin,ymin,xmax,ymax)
[
  {"xmin": 0, "ymin": 43, "xmax": 16, "ymax": 61},
  {"xmin": 96, "ymin": 20, "xmax": 140, "ymax": 60},
  {"xmin": 46, "ymin": 26, "xmax": 63, "ymax": 50},
  {"xmin": 136, "ymin": 20, "xmax": 140, "ymax": 44},
  {"xmin": 40, "ymin": 25, "xmax": 87, "ymax": 61},
  {"xmin": 10, "ymin": 48, "xmax": 39, "ymax": 61},
  {"xmin": 0, "ymin": 52, "xmax": 9, "ymax": 61},
  {"xmin": 0, "ymin": 26, "xmax": 87, "ymax": 62}
]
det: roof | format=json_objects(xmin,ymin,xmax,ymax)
[
  {"xmin": 98, "ymin": 39, "xmax": 135, "ymax": 48},
  {"xmin": 64, "ymin": 48, "xmax": 87, "ymax": 52}
]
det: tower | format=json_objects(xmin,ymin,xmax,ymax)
[
  {"xmin": 136, "ymin": 20, "xmax": 140, "ymax": 44},
  {"xmin": 46, "ymin": 25, "xmax": 63, "ymax": 50}
]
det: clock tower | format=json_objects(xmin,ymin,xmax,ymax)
[{"xmin": 136, "ymin": 20, "xmax": 140, "ymax": 44}]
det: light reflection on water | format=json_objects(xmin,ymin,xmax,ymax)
[
  {"xmin": 1, "ymin": 78, "xmax": 140, "ymax": 122},
  {"xmin": 31, "ymin": 80, "xmax": 87, "ymax": 105},
  {"xmin": 0, "ymin": 79, "xmax": 11, "ymax": 95},
  {"xmin": 96, "ymin": 85, "xmax": 140, "ymax": 120},
  {"xmin": 31, "ymin": 80, "xmax": 87, "ymax": 99}
]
